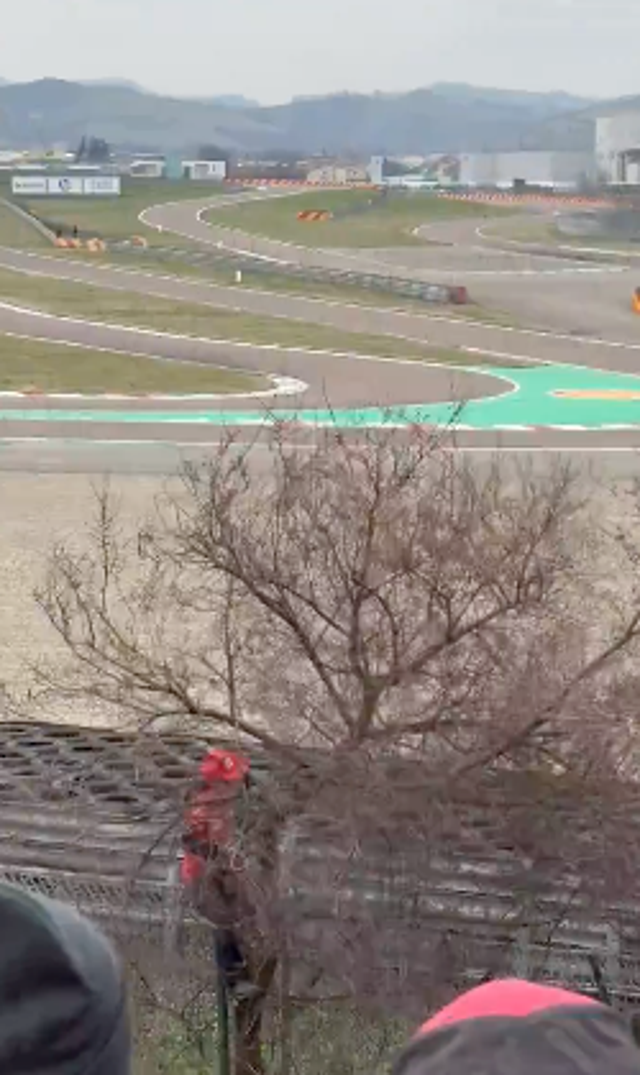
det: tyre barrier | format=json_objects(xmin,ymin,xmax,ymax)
[{"xmin": 419, "ymin": 283, "xmax": 469, "ymax": 305}]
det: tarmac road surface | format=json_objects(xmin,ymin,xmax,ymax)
[{"xmin": 3, "ymin": 190, "xmax": 640, "ymax": 472}]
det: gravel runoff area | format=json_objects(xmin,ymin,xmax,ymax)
[
  {"xmin": 0, "ymin": 473, "xmax": 174, "ymax": 728},
  {"xmin": 1, "ymin": 469, "xmax": 639, "ymax": 730}
]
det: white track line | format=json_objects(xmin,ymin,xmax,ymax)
[
  {"xmin": 142, "ymin": 192, "xmax": 625, "ymax": 279},
  {"xmin": 0, "ymin": 328, "xmax": 308, "ymax": 400},
  {"xmin": 8, "ymin": 245, "xmax": 640, "ymax": 359},
  {"xmin": 2, "ymin": 438, "xmax": 640, "ymax": 456}
]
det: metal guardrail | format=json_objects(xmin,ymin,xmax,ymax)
[
  {"xmin": 107, "ymin": 241, "xmax": 469, "ymax": 306},
  {"xmin": 19, "ymin": 201, "xmax": 469, "ymax": 306}
]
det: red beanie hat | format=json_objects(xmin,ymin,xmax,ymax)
[{"xmin": 393, "ymin": 979, "xmax": 640, "ymax": 1075}]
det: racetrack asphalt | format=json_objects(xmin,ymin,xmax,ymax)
[{"xmin": 4, "ymin": 190, "xmax": 640, "ymax": 471}]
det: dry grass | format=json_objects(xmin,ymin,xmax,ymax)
[
  {"xmin": 0, "ymin": 267, "xmax": 442, "ymax": 361},
  {"xmin": 204, "ymin": 190, "xmax": 508, "ymax": 248},
  {"xmin": 0, "ymin": 335, "xmax": 266, "ymax": 394}
]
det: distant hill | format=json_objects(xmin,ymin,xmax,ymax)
[
  {"xmin": 0, "ymin": 78, "xmax": 610, "ymax": 156},
  {"xmin": 0, "ymin": 78, "xmax": 278, "ymax": 153},
  {"xmin": 249, "ymin": 86, "xmax": 600, "ymax": 156},
  {"xmin": 197, "ymin": 95, "xmax": 261, "ymax": 109},
  {"xmin": 80, "ymin": 78, "xmax": 152, "ymax": 94}
]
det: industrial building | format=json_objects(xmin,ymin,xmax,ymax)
[
  {"xmin": 458, "ymin": 151, "xmax": 595, "ymax": 190},
  {"xmin": 596, "ymin": 110, "xmax": 640, "ymax": 184},
  {"xmin": 306, "ymin": 163, "xmax": 368, "ymax": 184}
]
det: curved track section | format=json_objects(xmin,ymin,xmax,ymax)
[
  {"xmin": 142, "ymin": 192, "xmax": 640, "ymax": 342},
  {"xmin": 5, "ymin": 191, "xmax": 640, "ymax": 470}
]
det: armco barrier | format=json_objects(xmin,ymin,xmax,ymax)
[{"xmin": 107, "ymin": 240, "xmax": 470, "ymax": 306}]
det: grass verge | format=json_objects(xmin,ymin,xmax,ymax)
[
  {"xmin": 0, "ymin": 334, "xmax": 267, "ymax": 394},
  {"xmin": 43, "ymin": 246, "xmax": 521, "ymax": 327},
  {"xmin": 0, "ymin": 267, "xmax": 466, "ymax": 362},
  {"xmin": 481, "ymin": 215, "xmax": 640, "ymax": 256},
  {"xmin": 6, "ymin": 179, "xmax": 232, "ymax": 248},
  {"xmin": 481, "ymin": 218, "xmax": 562, "ymax": 244},
  {"xmin": 0, "ymin": 200, "xmax": 50, "ymax": 249},
  {"xmin": 203, "ymin": 190, "xmax": 509, "ymax": 248}
]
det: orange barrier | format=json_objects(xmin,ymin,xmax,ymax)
[
  {"xmin": 632, "ymin": 288, "xmax": 640, "ymax": 314},
  {"xmin": 225, "ymin": 179, "xmax": 377, "ymax": 189},
  {"xmin": 439, "ymin": 191, "xmax": 613, "ymax": 209},
  {"xmin": 296, "ymin": 209, "xmax": 332, "ymax": 221},
  {"xmin": 54, "ymin": 236, "xmax": 106, "ymax": 251}
]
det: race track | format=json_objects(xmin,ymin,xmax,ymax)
[{"xmin": 4, "ymin": 189, "xmax": 640, "ymax": 472}]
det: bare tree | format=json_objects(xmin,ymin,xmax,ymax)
[{"xmin": 35, "ymin": 427, "xmax": 640, "ymax": 1071}]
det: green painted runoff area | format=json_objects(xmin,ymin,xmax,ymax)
[{"xmin": 5, "ymin": 361, "xmax": 640, "ymax": 428}]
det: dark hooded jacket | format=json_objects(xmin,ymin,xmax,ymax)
[
  {"xmin": 0, "ymin": 882, "xmax": 130, "ymax": 1074},
  {"xmin": 393, "ymin": 978, "xmax": 640, "ymax": 1075}
]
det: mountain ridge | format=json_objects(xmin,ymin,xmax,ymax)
[{"xmin": 0, "ymin": 78, "xmax": 611, "ymax": 155}]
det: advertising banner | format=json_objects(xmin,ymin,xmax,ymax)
[
  {"xmin": 11, "ymin": 175, "xmax": 47, "ymax": 195},
  {"xmin": 46, "ymin": 176, "xmax": 85, "ymax": 195},
  {"xmin": 11, "ymin": 174, "xmax": 121, "ymax": 196},
  {"xmin": 83, "ymin": 175, "xmax": 121, "ymax": 196}
]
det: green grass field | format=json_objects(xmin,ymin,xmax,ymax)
[
  {"xmin": 50, "ymin": 245, "xmax": 454, "ymax": 310},
  {"xmin": 0, "ymin": 268, "xmax": 527, "ymax": 372},
  {"xmin": 44, "ymin": 245, "xmax": 519, "ymax": 326},
  {"xmin": 482, "ymin": 214, "xmax": 640, "ymax": 255},
  {"xmin": 0, "ymin": 334, "xmax": 265, "ymax": 394},
  {"xmin": 0, "ymin": 200, "xmax": 50, "ymax": 248},
  {"xmin": 0, "ymin": 267, "xmax": 453, "ymax": 361},
  {"xmin": 204, "ymin": 190, "xmax": 508, "ymax": 248},
  {"xmin": 6, "ymin": 179, "xmax": 230, "ymax": 247}
]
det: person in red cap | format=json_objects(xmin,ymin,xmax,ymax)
[
  {"xmin": 393, "ymin": 978, "xmax": 640, "ymax": 1074},
  {"xmin": 180, "ymin": 748, "xmax": 254, "ymax": 997}
]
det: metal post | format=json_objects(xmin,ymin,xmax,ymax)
[{"xmin": 215, "ymin": 934, "xmax": 232, "ymax": 1075}]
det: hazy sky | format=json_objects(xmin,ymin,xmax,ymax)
[{"xmin": 3, "ymin": 0, "xmax": 640, "ymax": 104}]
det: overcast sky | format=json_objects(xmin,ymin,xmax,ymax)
[{"xmin": 3, "ymin": 0, "xmax": 640, "ymax": 104}]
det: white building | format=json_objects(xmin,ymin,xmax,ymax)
[
  {"xmin": 182, "ymin": 160, "xmax": 227, "ymax": 181},
  {"xmin": 459, "ymin": 151, "xmax": 595, "ymax": 189},
  {"xmin": 596, "ymin": 111, "xmax": 640, "ymax": 184},
  {"xmin": 307, "ymin": 164, "xmax": 368, "ymax": 185},
  {"xmin": 129, "ymin": 158, "xmax": 166, "ymax": 179}
]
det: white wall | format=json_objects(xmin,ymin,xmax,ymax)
[
  {"xmin": 459, "ymin": 151, "xmax": 594, "ymax": 188},
  {"xmin": 596, "ymin": 113, "xmax": 640, "ymax": 183},
  {"xmin": 368, "ymin": 156, "xmax": 385, "ymax": 184},
  {"xmin": 460, "ymin": 152, "xmax": 589, "ymax": 188}
]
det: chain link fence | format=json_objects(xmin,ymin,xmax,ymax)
[{"xmin": 0, "ymin": 720, "xmax": 638, "ymax": 1070}]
